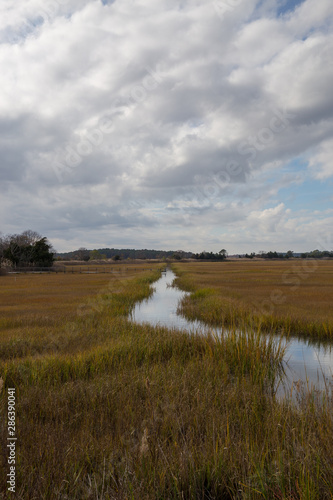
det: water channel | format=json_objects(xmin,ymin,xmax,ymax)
[{"xmin": 130, "ymin": 268, "xmax": 333, "ymax": 397}]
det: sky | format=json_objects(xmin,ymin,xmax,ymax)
[{"xmin": 0, "ymin": 0, "xmax": 333, "ymax": 254}]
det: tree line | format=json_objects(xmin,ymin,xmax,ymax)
[
  {"xmin": 2, "ymin": 230, "xmax": 332, "ymax": 270},
  {"xmin": 57, "ymin": 248, "xmax": 194, "ymax": 261},
  {"xmin": 57, "ymin": 248, "xmax": 229, "ymax": 261},
  {"xmin": 192, "ymin": 249, "xmax": 227, "ymax": 261},
  {"xmin": 0, "ymin": 231, "xmax": 54, "ymax": 268},
  {"xmin": 244, "ymin": 250, "xmax": 333, "ymax": 259}
]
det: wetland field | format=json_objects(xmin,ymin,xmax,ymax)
[{"xmin": 0, "ymin": 261, "xmax": 333, "ymax": 499}]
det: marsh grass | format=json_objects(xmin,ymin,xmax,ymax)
[
  {"xmin": 0, "ymin": 264, "xmax": 333, "ymax": 498},
  {"xmin": 173, "ymin": 261, "xmax": 333, "ymax": 341}
]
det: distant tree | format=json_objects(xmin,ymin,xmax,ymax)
[
  {"xmin": 309, "ymin": 249, "xmax": 323, "ymax": 259},
  {"xmin": 285, "ymin": 250, "xmax": 294, "ymax": 259},
  {"xmin": 1, "ymin": 231, "xmax": 54, "ymax": 267},
  {"xmin": 219, "ymin": 249, "xmax": 227, "ymax": 259},
  {"xmin": 90, "ymin": 250, "xmax": 107, "ymax": 260},
  {"xmin": 31, "ymin": 237, "xmax": 54, "ymax": 267},
  {"xmin": 265, "ymin": 251, "xmax": 281, "ymax": 259},
  {"xmin": 90, "ymin": 250, "xmax": 102, "ymax": 260},
  {"xmin": 76, "ymin": 248, "xmax": 90, "ymax": 261},
  {"xmin": 172, "ymin": 253, "xmax": 182, "ymax": 260},
  {"xmin": 19, "ymin": 230, "xmax": 41, "ymax": 246},
  {"xmin": 194, "ymin": 250, "xmax": 227, "ymax": 261},
  {"xmin": 4, "ymin": 242, "xmax": 30, "ymax": 266},
  {"xmin": 301, "ymin": 250, "xmax": 333, "ymax": 259},
  {"xmin": 0, "ymin": 233, "xmax": 6, "ymax": 271},
  {"xmin": 112, "ymin": 255, "xmax": 121, "ymax": 261}
]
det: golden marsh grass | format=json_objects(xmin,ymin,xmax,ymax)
[
  {"xmin": 0, "ymin": 263, "xmax": 332, "ymax": 498},
  {"xmin": 173, "ymin": 260, "xmax": 333, "ymax": 340}
]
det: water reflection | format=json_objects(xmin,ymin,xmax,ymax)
[
  {"xmin": 281, "ymin": 338, "xmax": 333, "ymax": 396},
  {"xmin": 130, "ymin": 269, "xmax": 333, "ymax": 395},
  {"xmin": 130, "ymin": 269, "xmax": 215, "ymax": 334}
]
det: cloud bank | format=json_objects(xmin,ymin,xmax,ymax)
[{"xmin": 1, "ymin": 0, "xmax": 333, "ymax": 252}]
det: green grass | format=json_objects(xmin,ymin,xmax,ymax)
[{"xmin": 0, "ymin": 265, "xmax": 333, "ymax": 498}]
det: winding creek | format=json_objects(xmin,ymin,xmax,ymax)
[{"xmin": 130, "ymin": 268, "xmax": 333, "ymax": 397}]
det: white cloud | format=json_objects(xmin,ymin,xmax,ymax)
[
  {"xmin": 0, "ymin": 0, "xmax": 333, "ymax": 253},
  {"xmin": 286, "ymin": 0, "xmax": 333, "ymax": 35},
  {"xmin": 309, "ymin": 139, "xmax": 333, "ymax": 179}
]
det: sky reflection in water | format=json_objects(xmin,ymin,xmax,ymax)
[{"xmin": 130, "ymin": 269, "xmax": 333, "ymax": 395}]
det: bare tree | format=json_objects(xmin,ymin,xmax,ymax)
[{"xmin": 76, "ymin": 247, "xmax": 90, "ymax": 261}]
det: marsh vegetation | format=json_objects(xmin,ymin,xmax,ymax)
[
  {"xmin": 0, "ymin": 262, "xmax": 332, "ymax": 499},
  {"xmin": 173, "ymin": 261, "xmax": 333, "ymax": 341}
]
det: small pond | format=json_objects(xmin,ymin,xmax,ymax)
[{"xmin": 130, "ymin": 268, "xmax": 333, "ymax": 397}]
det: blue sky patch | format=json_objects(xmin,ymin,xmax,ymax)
[{"xmin": 277, "ymin": 0, "xmax": 306, "ymax": 16}]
